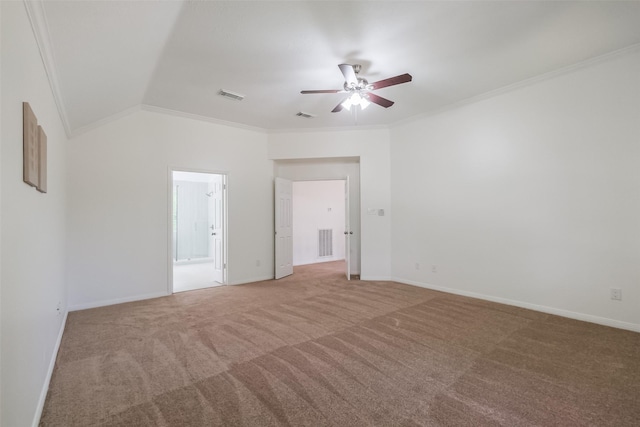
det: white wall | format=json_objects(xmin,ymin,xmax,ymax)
[
  {"xmin": 269, "ymin": 128, "xmax": 392, "ymax": 280},
  {"xmin": 1, "ymin": 2, "xmax": 68, "ymax": 425},
  {"xmin": 293, "ymin": 180, "xmax": 345, "ymax": 266},
  {"xmin": 67, "ymin": 110, "xmax": 273, "ymax": 309},
  {"xmin": 391, "ymin": 48, "xmax": 640, "ymax": 331}
]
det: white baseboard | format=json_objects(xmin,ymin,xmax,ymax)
[
  {"xmin": 294, "ymin": 258, "xmax": 345, "ymax": 266},
  {"xmin": 228, "ymin": 275, "xmax": 275, "ymax": 286},
  {"xmin": 32, "ymin": 310, "xmax": 68, "ymax": 427},
  {"xmin": 68, "ymin": 291, "xmax": 169, "ymax": 311},
  {"xmin": 360, "ymin": 276, "xmax": 392, "ymax": 281},
  {"xmin": 392, "ymin": 277, "xmax": 640, "ymax": 333}
]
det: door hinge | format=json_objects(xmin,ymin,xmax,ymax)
[{"xmin": 224, "ymin": 263, "xmax": 227, "ymax": 269}]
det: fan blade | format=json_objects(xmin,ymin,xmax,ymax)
[
  {"xmin": 367, "ymin": 93, "xmax": 394, "ymax": 108},
  {"xmin": 301, "ymin": 89, "xmax": 345, "ymax": 94},
  {"xmin": 331, "ymin": 99, "xmax": 346, "ymax": 113},
  {"xmin": 338, "ymin": 64, "xmax": 358, "ymax": 86},
  {"xmin": 370, "ymin": 73, "xmax": 412, "ymax": 90}
]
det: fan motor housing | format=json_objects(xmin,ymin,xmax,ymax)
[{"xmin": 344, "ymin": 77, "xmax": 370, "ymax": 92}]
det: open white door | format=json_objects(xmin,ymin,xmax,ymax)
[
  {"xmin": 275, "ymin": 177, "xmax": 293, "ymax": 279},
  {"xmin": 211, "ymin": 174, "xmax": 225, "ymax": 283},
  {"xmin": 345, "ymin": 176, "xmax": 351, "ymax": 280}
]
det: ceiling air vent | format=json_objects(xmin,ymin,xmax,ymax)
[
  {"xmin": 218, "ymin": 89, "xmax": 245, "ymax": 101},
  {"xmin": 296, "ymin": 111, "xmax": 315, "ymax": 118}
]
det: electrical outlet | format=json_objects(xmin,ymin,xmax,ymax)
[
  {"xmin": 415, "ymin": 263, "xmax": 420, "ymax": 270},
  {"xmin": 611, "ymin": 288, "xmax": 622, "ymax": 301},
  {"xmin": 431, "ymin": 265, "xmax": 438, "ymax": 273}
]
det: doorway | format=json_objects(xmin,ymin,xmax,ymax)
[
  {"xmin": 275, "ymin": 177, "xmax": 353, "ymax": 280},
  {"xmin": 169, "ymin": 169, "xmax": 227, "ymax": 293},
  {"xmin": 292, "ymin": 180, "xmax": 347, "ymax": 268},
  {"xmin": 273, "ymin": 157, "xmax": 361, "ymax": 279}
]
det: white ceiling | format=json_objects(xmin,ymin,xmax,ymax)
[{"xmin": 39, "ymin": 1, "xmax": 640, "ymax": 134}]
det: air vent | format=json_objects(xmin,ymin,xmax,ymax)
[
  {"xmin": 296, "ymin": 112, "xmax": 315, "ymax": 118},
  {"xmin": 218, "ymin": 89, "xmax": 245, "ymax": 101},
  {"xmin": 318, "ymin": 229, "xmax": 333, "ymax": 257}
]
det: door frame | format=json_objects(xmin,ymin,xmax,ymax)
[
  {"xmin": 167, "ymin": 166, "xmax": 229, "ymax": 294},
  {"xmin": 282, "ymin": 177, "xmax": 352, "ymax": 279},
  {"xmin": 272, "ymin": 157, "xmax": 361, "ymax": 277},
  {"xmin": 345, "ymin": 176, "xmax": 351, "ymax": 280}
]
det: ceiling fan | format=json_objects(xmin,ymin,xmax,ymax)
[{"xmin": 301, "ymin": 64, "xmax": 412, "ymax": 113}]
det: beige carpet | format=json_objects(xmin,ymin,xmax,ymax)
[{"xmin": 41, "ymin": 261, "xmax": 640, "ymax": 426}]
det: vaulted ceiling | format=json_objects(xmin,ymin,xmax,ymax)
[{"xmin": 35, "ymin": 1, "xmax": 640, "ymax": 135}]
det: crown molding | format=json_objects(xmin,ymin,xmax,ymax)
[
  {"xmin": 22, "ymin": 0, "xmax": 640, "ymax": 139},
  {"xmin": 70, "ymin": 104, "xmax": 270, "ymax": 138},
  {"xmin": 24, "ymin": 0, "xmax": 72, "ymax": 138},
  {"xmin": 69, "ymin": 105, "xmax": 142, "ymax": 138},
  {"xmin": 392, "ymin": 42, "xmax": 640, "ymax": 129},
  {"xmin": 141, "ymin": 104, "xmax": 268, "ymax": 134},
  {"xmin": 267, "ymin": 124, "xmax": 390, "ymax": 135}
]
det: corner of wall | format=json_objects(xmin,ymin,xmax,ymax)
[
  {"xmin": 23, "ymin": 0, "xmax": 72, "ymax": 136},
  {"xmin": 31, "ymin": 310, "xmax": 68, "ymax": 427},
  {"xmin": 2, "ymin": 2, "xmax": 70, "ymax": 424}
]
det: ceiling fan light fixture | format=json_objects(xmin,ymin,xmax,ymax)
[
  {"xmin": 342, "ymin": 92, "xmax": 370, "ymax": 111},
  {"xmin": 341, "ymin": 97, "xmax": 354, "ymax": 111},
  {"xmin": 301, "ymin": 63, "xmax": 411, "ymax": 113},
  {"xmin": 360, "ymin": 95, "xmax": 371, "ymax": 110}
]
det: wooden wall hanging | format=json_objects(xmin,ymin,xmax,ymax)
[{"xmin": 23, "ymin": 102, "xmax": 47, "ymax": 193}]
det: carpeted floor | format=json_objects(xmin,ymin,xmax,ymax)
[{"xmin": 41, "ymin": 261, "xmax": 640, "ymax": 426}]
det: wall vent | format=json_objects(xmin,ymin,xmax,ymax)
[
  {"xmin": 218, "ymin": 89, "xmax": 245, "ymax": 101},
  {"xmin": 296, "ymin": 111, "xmax": 315, "ymax": 118},
  {"xmin": 318, "ymin": 229, "xmax": 333, "ymax": 257}
]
